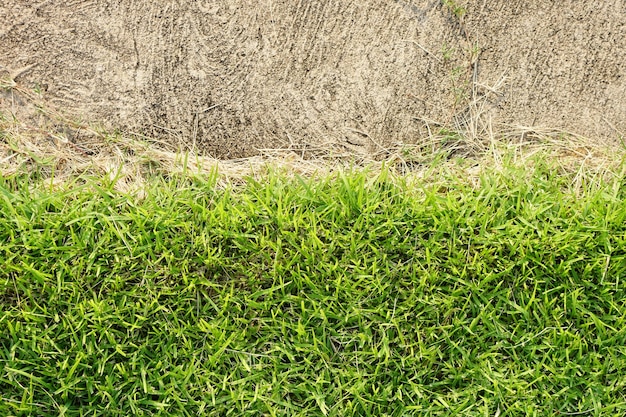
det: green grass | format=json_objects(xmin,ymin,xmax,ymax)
[{"xmin": 1, "ymin": 159, "xmax": 625, "ymax": 416}]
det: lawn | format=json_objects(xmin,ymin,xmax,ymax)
[{"xmin": 1, "ymin": 159, "xmax": 626, "ymax": 416}]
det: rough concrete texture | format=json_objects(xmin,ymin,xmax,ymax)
[{"xmin": 1, "ymin": 1, "xmax": 625, "ymax": 158}]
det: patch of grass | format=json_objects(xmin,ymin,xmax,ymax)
[{"xmin": 1, "ymin": 159, "xmax": 625, "ymax": 416}]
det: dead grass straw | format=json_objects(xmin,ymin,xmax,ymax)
[{"xmin": 1, "ymin": 76, "xmax": 624, "ymax": 194}]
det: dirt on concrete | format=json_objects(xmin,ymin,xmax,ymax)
[{"xmin": 1, "ymin": 1, "xmax": 625, "ymax": 159}]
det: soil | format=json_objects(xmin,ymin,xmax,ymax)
[{"xmin": 1, "ymin": 1, "xmax": 625, "ymax": 158}]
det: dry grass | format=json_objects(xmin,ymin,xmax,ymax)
[{"xmin": 1, "ymin": 75, "xmax": 624, "ymax": 194}]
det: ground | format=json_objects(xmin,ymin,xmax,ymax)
[{"xmin": 1, "ymin": 0, "xmax": 625, "ymax": 159}]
